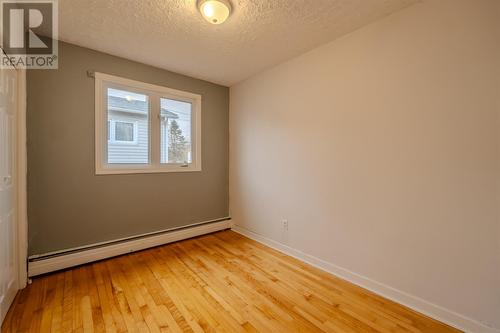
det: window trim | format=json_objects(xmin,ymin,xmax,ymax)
[{"xmin": 95, "ymin": 72, "xmax": 202, "ymax": 175}]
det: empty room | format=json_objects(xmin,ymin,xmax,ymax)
[{"xmin": 0, "ymin": 0, "xmax": 499, "ymax": 332}]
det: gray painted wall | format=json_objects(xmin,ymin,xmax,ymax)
[{"xmin": 27, "ymin": 41, "xmax": 229, "ymax": 255}]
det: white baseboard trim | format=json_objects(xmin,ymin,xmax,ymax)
[
  {"xmin": 28, "ymin": 219, "xmax": 233, "ymax": 277},
  {"xmin": 232, "ymin": 225, "xmax": 499, "ymax": 333}
]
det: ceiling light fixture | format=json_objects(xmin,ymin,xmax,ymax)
[{"xmin": 198, "ymin": 0, "xmax": 231, "ymax": 25}]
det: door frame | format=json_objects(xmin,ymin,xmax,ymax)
[
  {"xmin": 16, "ymin": 68, "xmax": 27, "ymax": 289},
  {"xmin": 0, "ymin": 50, "xmax": 27, "ymax": 324},
  {"xmin": 0, "ymin": 0, "xmax": 28, "ymax": 293}
]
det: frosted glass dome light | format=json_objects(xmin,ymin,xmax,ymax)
[{"xmin": 198, "ymin": 0, "xmax": 232, "ymax": 25}]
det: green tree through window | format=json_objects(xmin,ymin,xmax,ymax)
[{"xmin": 168, "ymin": 120, "xmax": 188, "ymax": 163}]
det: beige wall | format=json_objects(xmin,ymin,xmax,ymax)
[
  {"xmin": 230, "ymin": 0, "xmax": 500, "ymax": 330},
  {"xmin": 28, "ymin": 41, "xmax": 229, "ymax": 255}
]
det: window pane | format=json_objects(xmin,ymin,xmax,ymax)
[
  {"xmin": 107, "ymin": 88, "xmax": 149, "ymax": 164},
  {"xmin": 160, "ymin": 98, "xmax": 192, "ymax": 164},
  {"xmin": 115, "ymin": 122, "xmax": 134, "ymax": 141}
]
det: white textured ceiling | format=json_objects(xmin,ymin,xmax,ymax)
[{"xmin": 59, "ymin": 0, "xmax": 417, "ymax": 86}]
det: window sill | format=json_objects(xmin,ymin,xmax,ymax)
[{"xmin": 95, "ymin": 165, "xmax": 201, "ymax": 175}]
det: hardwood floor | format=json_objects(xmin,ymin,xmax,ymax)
[{"xmin": 2, "ymin": 230, "xmax": 461, "ymax": 333}]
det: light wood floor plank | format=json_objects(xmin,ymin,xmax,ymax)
[{"xmin": 2, "ymin": 231, "xmax": 461, "ymax": 333}]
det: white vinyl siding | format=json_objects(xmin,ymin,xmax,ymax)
[{"xmin": 107, "ymin": 112, "xmax": 148, "ymax": 164}]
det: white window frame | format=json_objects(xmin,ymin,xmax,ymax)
[
  {"xmin": 108, "ymin": 119, "xmax": 139, "ymax": 145},
  {"xmin": 95, "ymin": 72, "xmax": 202, "ymax": 175}
]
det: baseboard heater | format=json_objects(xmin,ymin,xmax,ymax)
[{"xmin": 28, "ymin": 217, "xmax": 232, "ymax": 277}]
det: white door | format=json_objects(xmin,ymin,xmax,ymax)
[{"xmin": 0, "ymin": 61, "xmax": 19, "ymax": 324}]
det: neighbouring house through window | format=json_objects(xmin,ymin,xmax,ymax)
[{"xmin": 108, "ymin": 119, "xmax": 138, "ymax": 143}]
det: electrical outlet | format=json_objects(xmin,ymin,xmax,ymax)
[{"xmin": 282, "ymin": 219, "xmax": 289, "ymax": 231}]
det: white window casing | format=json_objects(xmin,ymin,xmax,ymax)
[{"xmin": 95, "ymin": 72, "xmax": 202, "ymax": 174}]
